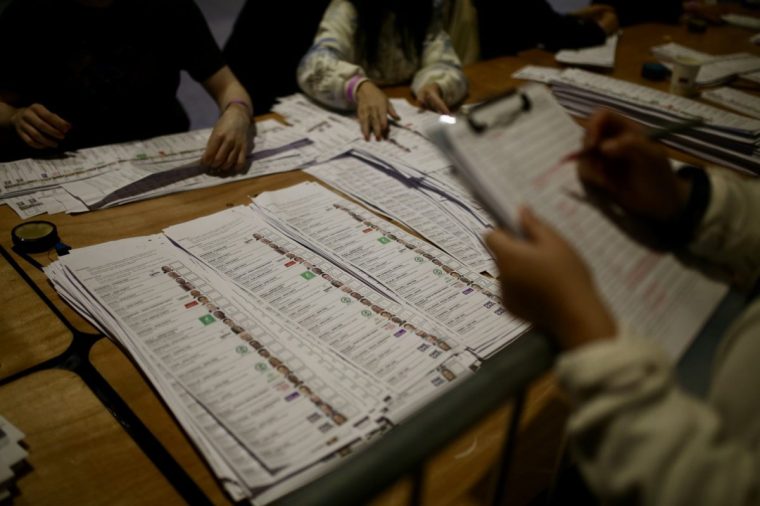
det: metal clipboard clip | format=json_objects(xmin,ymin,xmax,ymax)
[{"xmin": 464, "ymin": 89, "xmax": 532, "ymax": 134}]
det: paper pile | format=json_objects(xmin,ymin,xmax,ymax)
[{"xmin": 0, "ymin": 416, "xmax": 27, "ymax": 503}]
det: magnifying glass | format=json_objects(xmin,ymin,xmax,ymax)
[{"xmin": 11, "ymin": 220, "xmax": 70, "ymax": 270}]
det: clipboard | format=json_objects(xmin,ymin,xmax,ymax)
[{"xmin": 427, "ymin": 83, "xmax": 580, "ymax": 233}]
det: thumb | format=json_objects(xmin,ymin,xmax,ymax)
[
  {"xmin": 519, "ymin": 207, "xmax": 557, "ymax": 244},
  {"xmin": 485, "ymin": 228, "xmax": 524, "ymax": 261}
]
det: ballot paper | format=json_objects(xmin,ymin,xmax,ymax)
[
  {"xmin": 0, "ymin": 415, "xmax": 28, "ymax": 501},
  {"xmin": 429, "ymin": 83, "xmax": 728, "ymax": 358},
  {"xmin": 512, "ymin": 65, "xmax": 563, "ymax": 84},
  {"xmin": 252, "ymin": 182, "xmax": 527, "ymax": 358},
  {"xmin": 306, "ymin": 156, "xmax": 496, "ymax": 274},
  {"xmin": 722, "ymin": 13, "xmax": 760, "ymax": 31},
  {"xmin": 701, "ymin": 87, "xmax": 760, "ymax": 119},
  {"xmin": 556, "ymin": 34, "xmax": 619, "ymax": 69},
  {"xmin": 164, "ymin": 206, "xmax": 455, "ymax": 394}
]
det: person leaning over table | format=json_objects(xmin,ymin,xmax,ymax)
[
  {"xmin": 0, "ymin": 0, "xmax": 255, "ymax": 173},
  {"xmin": 473, "ymin": 0, "xmax": 618, "ymax": 60},
  {"xmin": 485, "ymin": 110, "xmax": 760, "ymax": 505},
  {"xmin": 296, "ymin": 0, "xmax": 468, "ymax": 141}
]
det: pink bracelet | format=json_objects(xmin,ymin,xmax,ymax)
[
  {"xmin": 225, "ymin": 99, "xmax": 253, "ymax": 120},
  {"xmin": 345, "ymin": 75, "xmax": 368, "ymax": 104}
]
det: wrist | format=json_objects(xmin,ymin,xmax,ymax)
[
  {"xmin": 346, "ymin": 75, "xmax": 369, "ymax": 104},
  {"xmin": 224, "ymin": 100, "xmax": 253, "ymax": 123},
  {"xmin": 554, "ymin": 295, "xmax": 617, "ymax": 350}
]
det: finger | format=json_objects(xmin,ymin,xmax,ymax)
[
  {"xmin": 379, "ymin": 105, "xmax": 389, "ymax": 133},
  {"xmin": 359, "ymin": 113, "xmax": 371, "ymax": 141},
  {"xmin": 20, "ymin": 122, "xmax": 58, "ymax": 148},
  {"xmin": 598, "ymin": 131, "xmax": 643, "ymax": 159},
  {"xmin": 484, "ymin": 229, "xmax": 530, "ymax": 269},
  {"xmin": 427, "ymin": 92, "xmax": 450, "ymax": 115},
  {"xmin": 213, "ymin": 139, "xmax": 235, "ymax": 170},
  {"xmin": 518, "ymin": 207, "xmax": 557, "ymax": 244},
  {"xmin": 18, "ymin": 130, "xmax": 48, "ymax": 150},
  {"xmin": 223, "ymin": 144, "xmax": 239, "ymax": 172},
  {"xmin": 387, "ymin": 101, "xmax": 400, "ymax": 121},
  {"xmin": 236, "ymin": 146, "xmax": 248, "ymax": 172},
  {"xmin": 26, "ymin": 113, "xmax": 66, "ymax": 140},
  {"xmin": 202, "ymin": 134, "xmax": 224, "ymax": 166},
  {"xmin": 31, "ymin": 104, "xmax": 71, "ymax": 133},
  {"xmin": 369, "ymin": 109, "xmax": 383, "ymax": 141}
]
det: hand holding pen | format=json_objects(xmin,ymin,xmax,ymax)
[{"xmin": 574, "ymin": 110, "xmax": 696, "ymax": 226}]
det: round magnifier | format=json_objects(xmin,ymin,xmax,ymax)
[{"xmin": 11, "ymin": 220, "xmax": 61, "ymax": 253}]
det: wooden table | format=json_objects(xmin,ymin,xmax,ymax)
[{"xmin": 0, "ymin": 16, "xmax": 756, "ymax": 506}]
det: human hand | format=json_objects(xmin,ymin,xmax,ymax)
[
  {"xmin": 574, "ymin": 4, "xmax": 619, "ymax": 35},
  {"xmin": 417, "ymin": 83, "xmax": 450, "ymax": 115},
  {"xmin": 202, "ymin": 103, "xmax": 255, "ymax": 175},
  {"xmin": 11, "ymin": 103, "xmax": 70, "ymax": 149},
  {"xmin": 356, "ymin": 81, "xmax": 399, "ymax": 141},
  {"xmin": 485, "ymin": 207, "xmax": 616, "ymax": 350},
  {"xmin": 577, "ymin": 110, "xmax": 691, "ymax": 226}
]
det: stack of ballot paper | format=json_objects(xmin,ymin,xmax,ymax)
[
  {"xmin": 0, "ymin": 120, "xmax": 317, "ymax": 219},
  {"xmin": 652, "ymin": 42, "xmax": 760, "ymax": 86},
  {"xmin": 551, "ymin": 68, "xmax": 760, "ymax": 174},
  {"xmin": 0, "ymin": 416, "xmax": 27, "ymax": 503},
  {"xmin": 45, "ymin": 179, "xmax": 524, "ymax": 502}
]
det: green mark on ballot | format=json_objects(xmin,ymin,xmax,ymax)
[
  {"xmin": 235, "ymin": 345, "xmax": 249, "ymax": 355},
  {"xmin": 301, "ymin": 271, "xmax": 316, "ymax": 280},
  {"xmin": 361, "ymin": 309, "xmax": 372, "ymax": 317},
  {"xmin": 199, "ymin": 314, "xmax": 215, "ymax": 325},
  {"xmin": 341, "ymin": 296, "xmax": 352, "ymax": 304},
  {"xmin": 377, "ymin": 236, "xmax": 391, "ymax": 245}
]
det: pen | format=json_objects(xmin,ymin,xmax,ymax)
[{"xmin": 562, "ymin": 116, "xmax": 705, "ymax": 163}]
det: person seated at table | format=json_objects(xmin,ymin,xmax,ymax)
[
  {"xmin": 224, "ymin": 0, "xmax": 331, "ymax": 114},
  {"xmin": 597, "ymin": 0, "xmax": 732, "ymax": 26},
  {"xmin": 0, "ymin": 0, "xmax": 255, "ymax": 173},
  {"xmin": 297, "ymin": 0, "xmax": 468, "ymax": 141},
  {"xmin": 474, "ymin": 0, "xmax": 619, "ymax": 59},
  {"xmin": 486, "ymin": 110, "xmax": 760, "ymax": 505}
]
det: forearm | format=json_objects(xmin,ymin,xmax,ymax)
[
  {"xmin": 0, "ymin": 101, "xmax": 18, "ymax": 130},
  {"xmin": 203, "ymin": 66, "xmax": 253, "ymax": 116},
  {"xmin": 413, "ymin": 32, "xmax": 468, "ymax": 106},
  {"xmin": 682, "ymin": 169, "xmax": 760, "ymax": 287},
  {"xmin": 559, "ymin": 337, "xmax": 758, "ymax": 506}
]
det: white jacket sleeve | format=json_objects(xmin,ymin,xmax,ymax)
[
  {"xmin": 296, "ymin": 0, "xmax": 365, "ymax": 111},
  {"xmin": 557, "ymin": 336, "xmax": 760, "ymax": 506},
  {"xmin": 411, "ymin": 29, "xmax": 469, "ymax": 106},
  {"xmin": 686, "ymin": 170, "xmax": 760, "ymax": 285}
]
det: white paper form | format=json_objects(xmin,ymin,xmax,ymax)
[
  {"xmin": 254, "ymin": 183, "xmax": 526, "ymax": 358},
  {"xmin": 57, "ymin": 235, "xmax": 365, "ymax": 471},
  {"xmin": 556, "ymin": 34, "xmax": 619, "ymax": 69},
  {"xmin": 165, "ymin": 206, "xmax": 453, "ymax": 394},
  {"xmin": 306, "ymin": 156, "xmax": 495, "ymax": 274},
  {"xmin": 702, "ymin": 87, "xmax": 760, "ymax": 119},
  {"xmin": 432, "ymin": 84, "xmax": 728, "ymax": 358},
  {"xmin": 512, "ymin": 65, "xmax": 563, "ymax": 84},
  {"xmin": 44, "ymin": 261, "xmax": 275, "ymax": 497},
  {"xmin": 389, "ymin": 99, "xmax": 443, "ymax": 135}
]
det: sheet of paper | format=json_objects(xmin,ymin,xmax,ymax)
[
  {"xmin": 55, "ymin": 235, "xmax": 367, "ymax": 471},
  {"xmin": 164, "ymin": 206, "xmax": 453, "ymax": 394},
  {"xmin": 431, "ymin": 84, "xmax": 728, "ymax": 358},
  {"xmin": 701, "ymin": 87, "xmax": 760, "ymax": 119},
  {"xmin": 556, "ymin": 34, "xmax": 618, "ymax": 69},
  {"xmin": 253, "ymin": 182, "xmax": 526, "ymax": 357},
  {"xmin": 306, "ymin": 156, "xmax": 495, "ymax": 274},
  {"xmin": 512, "ymin": 65, "xmax": 563, "ymax": 84}
]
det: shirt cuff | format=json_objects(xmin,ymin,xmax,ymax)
[{"xmin": 345, "ymin": 75, "xmax": 369, "ymax": 105}]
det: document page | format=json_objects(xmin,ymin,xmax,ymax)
[
  {"xmin": 57, "ymin": 235, "xmax": 368, "ymax": 471},
  {"xmin": 165, "ymin": 206, "xmax": 452, "ymax": 394},
  {"xmin": 254, "ymin": 183, "xmax": 526, "ymax": 358},
  {"xmin": 432, "ymin": 85, "xmax": 728, "ymax": 358},
  {"xmin": 306, "ymin": 156, "xmax": 495, "ymax": 274}
]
